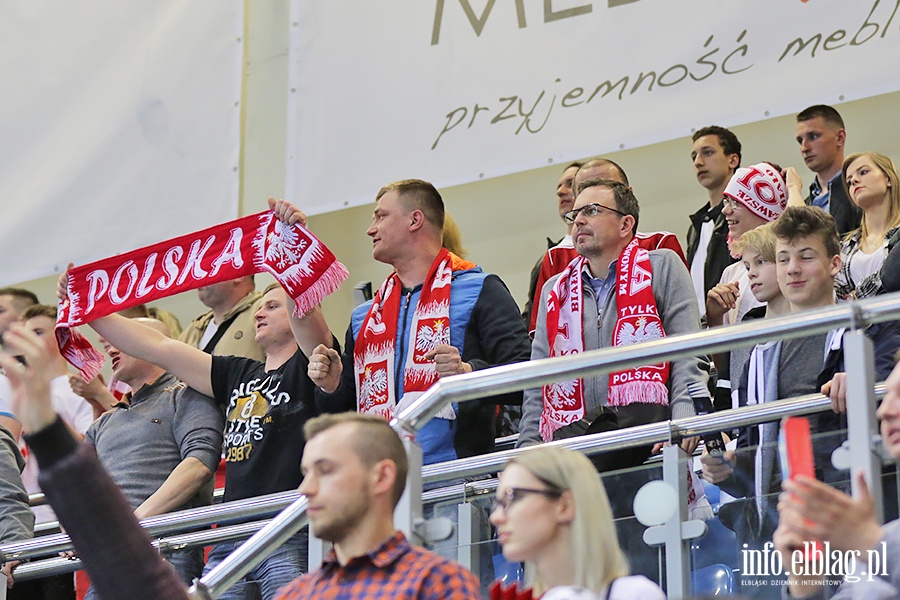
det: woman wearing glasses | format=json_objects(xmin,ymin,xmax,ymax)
[
  {"xmin": 835, "ymin": 152, "xmax": 900, "ymax": 300},
  {"xmin": 489, "ymin": 446, "xmax": 664, "ymax": 599}
]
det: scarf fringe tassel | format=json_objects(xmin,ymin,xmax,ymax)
[{"xmin": 607, "ymin": 381, "xmax": 669, "ymax": 407}]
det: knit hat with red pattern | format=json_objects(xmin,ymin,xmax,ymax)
[{"xmin": 723, "ymin": 162, "xmax": 788, "ymax": 223}]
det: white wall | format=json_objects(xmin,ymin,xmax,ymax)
[{"xmin": 12, "ymin": 1, "xmax": 900, "ymax": 349}]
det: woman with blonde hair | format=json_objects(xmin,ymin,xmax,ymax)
[
  {"xmin": 489, "ymin": 446, "xmax": 664, "ymax": 599},
  {"xmin": 836, "ymin": 152, "xmax": 900, "ymax": 299},
  {"xmin": 442, "ymin": 212, "xmax": 467, "ymax": 258}
]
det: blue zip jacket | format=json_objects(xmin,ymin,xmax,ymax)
[{"xmin": 315, "ymin": 266, "xmax": 531, "ymax": 464}]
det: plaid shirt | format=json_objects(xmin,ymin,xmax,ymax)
[
  {"xmin": 835, "ymin": 225, "xmax": 900, "ymax": 300},
  {"xmin": 275, "ymin": 531, "xmax": 480, "ymax": 600}
]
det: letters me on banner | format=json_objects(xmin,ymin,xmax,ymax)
[
  {"xmin": 287, "ymin": 0, "xmax": 900, "ymax": 214},
  {"xmin": 57, "ymin": 210, "xmax": 348, "ymax": 381}
]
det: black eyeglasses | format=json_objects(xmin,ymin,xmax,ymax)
[
  {"xmin": 490, "ymin": 487, "xmax": 562, "ymax": 513},
  {"xmin": 563, "ymin": 203, "xmax": 627, "ymax": 224}
]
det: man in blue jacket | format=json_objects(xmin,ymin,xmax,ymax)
[{"xmin": 308, "ymin": 179, "xmax": 531, "ymax": 465}]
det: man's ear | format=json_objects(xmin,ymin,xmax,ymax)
[
  {"xmin": 727, "ymin": 153, "xmax": 740, "ymax": 171},
  {"xmin": 370, "ymin": 459, "xmax": 398, "ymax": 499},
  {"xmin": 620, "ymin": 215, "xmax": 636, "ymax": 238},
  {"xmin": 408, "ymin": 210, "xmax": 425, "ymax": 232},
  {"xmin": 830, "ymin": 253, "xmax": 842, "ymax": 277},
  {"xmin": 835, "ymin": 128, "xmax": 847, "ymax": 149}
]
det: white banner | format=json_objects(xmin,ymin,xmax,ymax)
[
  {"xmin": 0, "ymin": 1, "xmax": 243, "ymax": 286},
  {"xmin": 287, "ymin": 0, "xmax": 900, "ymax": 214}
]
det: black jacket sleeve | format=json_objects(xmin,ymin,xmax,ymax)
[
  {"xmin": 312, "ymin": 327, "xmax": 360, "ymax": 414},
  {"xmin": 462, "ymin": 274, "xmax": 533, "ymax": 404}
]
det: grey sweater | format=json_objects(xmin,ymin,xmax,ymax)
[
  {"xmin": 519, "ymin": 249, "xmax": 704, "ymax": 447},
  {"xmin": 85, "ymin": 372, "xmax": 224, "ymax": 510},
  {"xmin": 0, "ymin": 425, "xmax": 33, "ymax": 543}
]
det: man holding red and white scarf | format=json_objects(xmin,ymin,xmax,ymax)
[
  {"xmin": 56, "ymin": 198, "xmax": 352, "ymax": 600},
  {"xmin": 308, "ymin": 179, "xmax": 531, "ymax": 466}
]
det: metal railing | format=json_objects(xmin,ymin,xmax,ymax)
[
  {"xmin": 5, "ymin": 292, "xmax": 899, "ymax": 596},
  {"xmin": 393, "ymin": 297, "xmax": 887, "ymax": 435},
  {"xmin": 196, "ymin": 291, "xmax": 900, "ymax": 597}
]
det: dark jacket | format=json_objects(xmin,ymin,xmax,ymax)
[
  {"xmin": 686, "ymin": 202, "xmax": 736, "ymax": 299},
  {"xmin": 806, "ymin": 175, "xmax": 862, "ymax": 236}
]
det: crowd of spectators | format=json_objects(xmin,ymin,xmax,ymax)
[{"xmin": 2, "ymin": 102, "xmax": 900, "ymax": 599}]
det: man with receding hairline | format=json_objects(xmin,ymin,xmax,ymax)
[
  {"xmin": 521, "ymin": 162, "xmax": 583, "ymax": 328},
  {"xmin": 527, "ymin": 159, "xmax": 686, "ymax": 333},
  {"xmin": 276, "ymin": 412, "xmax": 480, "ymax": 599},
  {"xmin": 180, "ymin": 276, "xmax": 265, "ymax": 362},
  {"xmin": 520, "ymin": 178, "xmax": 704, "ymax": 450},
  {"xmin": 309, "ymin": 179, "xmax": 530, "ymax": 466}
]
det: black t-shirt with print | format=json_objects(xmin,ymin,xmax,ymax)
[{"xmin": 211, "ymin": 347, "xmax": 349, "ymax": 502}]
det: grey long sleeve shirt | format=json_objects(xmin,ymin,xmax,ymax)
[{"xmin": 519, "ymin": 249, "xmax": 705, "ymax": 447}]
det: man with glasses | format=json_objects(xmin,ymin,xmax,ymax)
[
  {"xmin": 518, "ymin": 178, "xmax": 706, "ymax": 581},
  {"xmin": 519, "ymin": 178, "xmax": 705, "ymax": 450},
  {"xmin": 526, "ymin": 158, "xmax": 686, "ymax": 334}
]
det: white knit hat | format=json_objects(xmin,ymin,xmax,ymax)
[{"xmin": 724, "ymin": 162, "xmax": 788, "ymax": 222}]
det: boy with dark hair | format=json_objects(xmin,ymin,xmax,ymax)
[{"xmin": 687, "ymin": 126, "xmax": 742, "ymax": 319}]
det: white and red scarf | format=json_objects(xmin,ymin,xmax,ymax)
[
  {"xmin": 353, "ymin": 248, "xmax": 475, "ymax": 421},
  {"xmin": 540, "ymin": 239, "xmax": 669, "ymax": 441},
  {"xmin": 57, "ymin": 210, "xmax": 348, "ymax": 382}
]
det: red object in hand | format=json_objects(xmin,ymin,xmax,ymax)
[
  {"xmin": 780, "ymin": 416, "xmax": 820, "ymax": 556},
  {"xmin": 489, "ymin": 580, "xmax": 534, "ymax": 600}
]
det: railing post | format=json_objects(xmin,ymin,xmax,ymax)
[
  {"xmin": 395, "ymin": 437, "xmax": 424, "ymax": 545},
  {"xmin": 189, "ymin": 496, "xmax": 309, "ymax": 598},
  {"xmin": 456, "ymin": 502, "xmax": 480, "ymax": 572},
  {"xmin": 842, "ymin": 330, "xmax": 884, "ymax": 525},
  {"xmin": 307, "ymin": 531, "xmax": 331, "ymax": 571},
  {"xmin": 662, "ymin": 444, "xmax": 690, "ymax": 599}
]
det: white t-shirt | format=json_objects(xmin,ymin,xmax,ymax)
[
  {"xmin": 20, "ymin": 375, "xmax": 94, "ymax": 523},
  {"xmin": 0, "ymin": 375, "xmax": 13, "ymax": 419},
  {"xmin": 542, "ymin": 576, "xmax": 666, "ymax": 600},
  {"xmin": 691, "ymin": 216, "xmax": 715, "ymax": 317},
  {"xmin": 198, "ymin": 319, "xmax": 219, "ymax": 351},
  {"xmin": 849, "ymin": 243, "xmax": 887, "ymax": 289}
]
